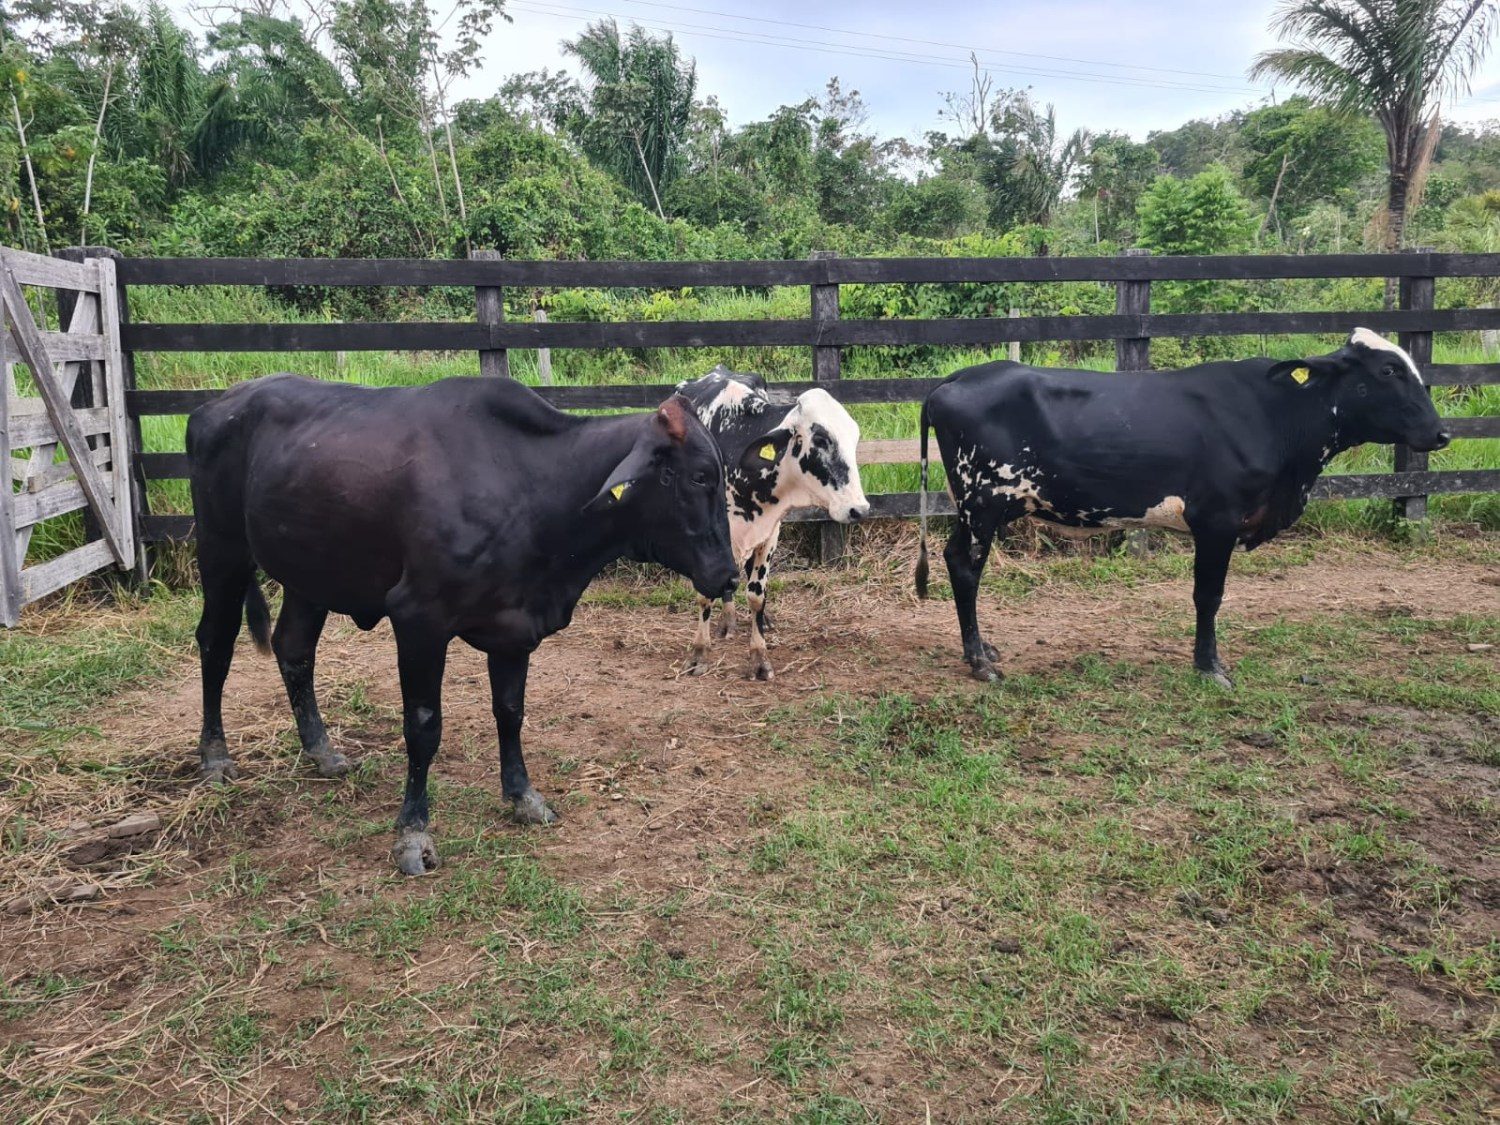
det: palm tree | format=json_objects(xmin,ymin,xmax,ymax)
[
  {"xmin": 564, "ymin": 20, "xmax": 695, "ymax": 218},
  {"xmin": 1251, "ymin": 0, "xmax": 1500, "ymax": 257}
]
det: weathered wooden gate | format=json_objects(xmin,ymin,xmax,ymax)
[{"xmin": 0, "ymin": 247, "xmax": 135, "ymax": 626}]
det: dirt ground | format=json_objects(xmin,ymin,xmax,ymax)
[{"xmin": 1, "ymin": 534, "xmax": 1497, "ymax": 1121}]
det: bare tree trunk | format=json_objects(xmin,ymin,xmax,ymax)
[
  {"xmin": 10, "ymin": 94, "xmax": 48, "ymax": 253},
  {"xmin": 633, "ymin": 133, "xmax": 666, "ymax": 220},
  {"xmin": 416, "ymin": 99, "xmax": 449, "ymax": 222},
  {"xmin": 430, "ymin": 64, "xmax": 470, "ymax": 254},
  {"xmin": 1259, "ymin": 150, "xmax": 1290, "ymax": 242},
  {"xmin": 1384, "ymin": 168, "xmax": 1409, "ymax": 310},
  {"xmin": 374, "ymin": 116, "xmax": 432, "ymax": 256},
  {"xmin": 81, "ymin": 63, "xmax": 114, "ymax": 241}
]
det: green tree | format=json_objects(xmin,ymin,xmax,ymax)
[
  {"xmin": 563, "ymin": 19, "xmax": 695, "ymax": 218},
  {"xmin": 1138, "ymin": 164, "xmax": 1256, "ymax": 254},
  {"xmin": 1251, "ymin": 0, "xmax": 1500, "ymax": 256},
  {"xmin": 1138, "ymin": 165, "xmax": 1256, "ymax": 310},
  {"xmin": 1075, "ymin": 131, "xmax": 1159, "ymax": 244},
  {"xmin": 958, "ymin": 88, "xmax": 1087, "ymax": 230},
  {"xmin": 1240, "ymin": 96, "xmax": 1382, "ymax": 235}
]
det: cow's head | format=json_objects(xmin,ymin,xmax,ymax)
[
  {"xmin": 591, "ymin": 396, "xmax": 739, "ymax": 599},
  {"xmin": 742, "ymin": 389, "xmax": 870, "ymax": 522},
  {"xmin": 1268, "ymin": 327, "xmax": 1450, "ymax": 452}
]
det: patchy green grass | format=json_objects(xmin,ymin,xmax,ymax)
[{"xmin": 0, "ymin": 538, "xmax": 1496, "ymax": 1121}]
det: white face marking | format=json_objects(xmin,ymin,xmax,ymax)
[
  {"xmin": 1350, "ymin": 327, "xmax": 1423, "ymax": 384},
  {"xmin": 786, "ymin": 388, "xmax": 868, "ymax": 520}
]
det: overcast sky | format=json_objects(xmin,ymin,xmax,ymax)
[{"xmin": 449, "ymin": 0, "xmax": 1500, "ymax": 140}]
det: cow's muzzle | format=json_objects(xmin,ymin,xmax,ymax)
[
  {"xmin": 838, "ymin": 502, "xmax": 871, "ymax": 523},
  {"xmin": 1412, "ymin": 429, "xmax": 1452, "ymax": 452}
]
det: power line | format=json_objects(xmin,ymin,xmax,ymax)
[
  {"xmin": 508, "ymin": 1, "xmax": 1266, "ymax": 98},
  {"xmin": 598, "ymin": 0, "xmax": 1255, "ymax": 85}
]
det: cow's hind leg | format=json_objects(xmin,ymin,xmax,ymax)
[
  {"xmin": 272, "ymin": 591, "xmax": 348, "ymax": 778},
  {"xmin": 1191, "ymin": 531, "xmax": 1237, "ymax": 689},
  {"xmin": 745, "ymin": 538, "xmax": 775, "ymax": 681},
  {"xmin": 944, "ymin": 511, "xmax": 1003, "ymax": 682},
  {"xmin": 390, "ymin": 622, "xmax": 450, "ymax": 876},
  {"xmin": 195, "ymin": 539, "xmax": 252, "ymax": 783},
  {"xmin": 488, "ymin": 651, "xmax": 557, "ymax": 826}
]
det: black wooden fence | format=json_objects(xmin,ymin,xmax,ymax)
[{"xmin": 104, "ymin": 250, "xmax": 1500, "ymax": 553}]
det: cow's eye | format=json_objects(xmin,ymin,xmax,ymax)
[
  {"xmin": 1381, "ymin": 364, "xmax": 1400, "ymax": 378},
  {"xmin": 660, "ymin": 468, "xmax": 676, "ymax": 485},
  {"xmin": 813, "ymin": 433, "xmax": 830, "ymax": 450},
  {"xmin": 692, "ymin": 470, "xmax": 711, "ymax": 486}
]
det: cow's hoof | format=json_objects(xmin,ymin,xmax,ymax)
[
  {"xmin": 512, "ymin": 789, "xmax": 558, "ymax": 826},
  {"xmin": 751, "ymin": 659, "xmax": 774, "ymax": 682},
  {"xmin": 392, "ymin": 831, "xmax": 440, "ymax": 876},
  {"xmin": 1198, "ymin": 667, "xmax": 1235, "ymax": 690},
  {"xmin": 200, "ymin": 759, "xmax": 239, "ymax": 784},
  {"xmin": 305, "ymin": 743, "xmax": 350, "ymax": 778},
  {"xmin": 970, "ymin": 660, "xmax": 1002, "ymax": 684},
  {"xmin": 198, "ymin": 742, "xmax": 238, "ymax": 784}
]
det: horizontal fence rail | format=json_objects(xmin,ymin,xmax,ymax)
[
  {"xmin": 118, "ymin": 252, "xmax": 1500, "ymax": 287},
  {"xmin": 121, "ymin": 310, "xmax": 1500, "ymax": 354},
  {"xmin": 107, "ymin": 249, "xmax": 1500, "ymax": 554}
]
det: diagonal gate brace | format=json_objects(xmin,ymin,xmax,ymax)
[{"xmin": 1, "ymin": 265, "xmax": 129, "ymax": 566}]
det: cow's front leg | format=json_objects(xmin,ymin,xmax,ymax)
[
  {"xmin": 715, "ymin": 594, "xmax": 738, "ymax": 640},
  {"xmin": 390, "ymin": 625, "xmax": 450, "ymax": 876},
  {"xmin": 272, "ymin": 591, "xmax": 348, "ymax": 778},
  {"xmin": 686, "ymin": 595, "xmax": 715, "ymax": 675},
  {"xmin": 1190, "ymin": 531, "xmax": 1237, "ymax": 689},
  {"xmin": 489, "ymin": 651, "xmax": 557, "ymax": 825},
  {"xmin": 745, "ymin": 543, "xmax": 774, "ymax": 681},
  {"xmin": 944, "ymin": 514, "xmax": 1002, "ymax": 681}
]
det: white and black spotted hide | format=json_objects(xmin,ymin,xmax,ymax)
[{"xmin": 675, "ymin": 366, "xmax": 870, "ymax": 679}]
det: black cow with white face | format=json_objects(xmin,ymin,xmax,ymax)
[
  {"xmin": 188, "ymin": 375, "xmax": 738, "ymax": 875},
  {"xmin": 916, "ymin": 328, "xmax": 1451, "ymax": 685},
  {"xmin": 675, "ymin": 366, "xmax": 869, "ymax": 679}
]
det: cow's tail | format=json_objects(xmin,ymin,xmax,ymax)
[
  {"xmin": 914, "ymin": 398, "xmax": 931, "ymax": 599},
  {"xmin": 244, "ymin": 578, "xmax": 272, "ymax": 656}
]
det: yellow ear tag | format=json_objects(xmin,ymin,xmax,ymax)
[
  {"xmin": 610, "ymin": 483, "xmax": 627, "ymax": 501},
  {"xmin": 1291, "ymin": 366, "xmax": 1310, "ymax": 385},
  {"xmin": 759, "ymin": 443, "xmax": 777, "ymax": 461}
]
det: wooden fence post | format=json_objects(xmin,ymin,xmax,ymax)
[
  {"xmin": 1115, "ymin": 248, "xmax": 1152, "ymax": 556},
  {"xmin": 534, "ymin": 307, "xmax": 553, "ymax": 385},
  {"xmin": 471, "ymin": 248, "xmax": 509, "ymax": 379},
  {"xmin": 1395, "ymin": 248, "xmax": 1435, "ymax": 523},
  {"xmin": 1115, "ymin": 247, "xmax": 1151, "ymax": 372},
  {"xmin": 810, "ymin": 249, "xmax": 846, "ymax": 564}
]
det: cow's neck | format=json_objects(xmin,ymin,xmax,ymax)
[
  {"xmin": 1254, "ymin": 383, "xmax": 1345, "ymax": 541},
  {"xmin": 536, "ymin": 417, "xmax": 655, "ymax": 602}
]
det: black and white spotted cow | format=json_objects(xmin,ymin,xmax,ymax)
[
  {"xmin": 676, "ymin": 366, "xmax": 870, "ymax": 679},
  {"xmin": 916, "ymin": 328, "xmax": 1451, "ymax": 685}
]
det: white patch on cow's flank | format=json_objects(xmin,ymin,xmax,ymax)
[{"xmin": 1350, "ymin": 327, "xmax": 1423, "ymax": 384}]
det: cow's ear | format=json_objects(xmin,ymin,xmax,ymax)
[
  {"xmin": 654, "ymin": 395, "xmax": 693, "ymax": 444},
  {"xmin": 1268, "ymin": 355, "xmax": 1343, "ymax": 387},
  {"xmin": 740, "ymin": 428, "xmax": 791, "ymax": 475},
  {"xmin": 585, "ymin": 439, "xmax": 659, "ymax": 512}
]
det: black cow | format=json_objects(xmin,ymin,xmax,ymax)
[
  {"xmin": 188, "ymin": 375, "xmax": 738, "ymax": 875},
  {"xmin": 915, "ymin": 328, "xmax": 1451, "ymax": 685}
]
